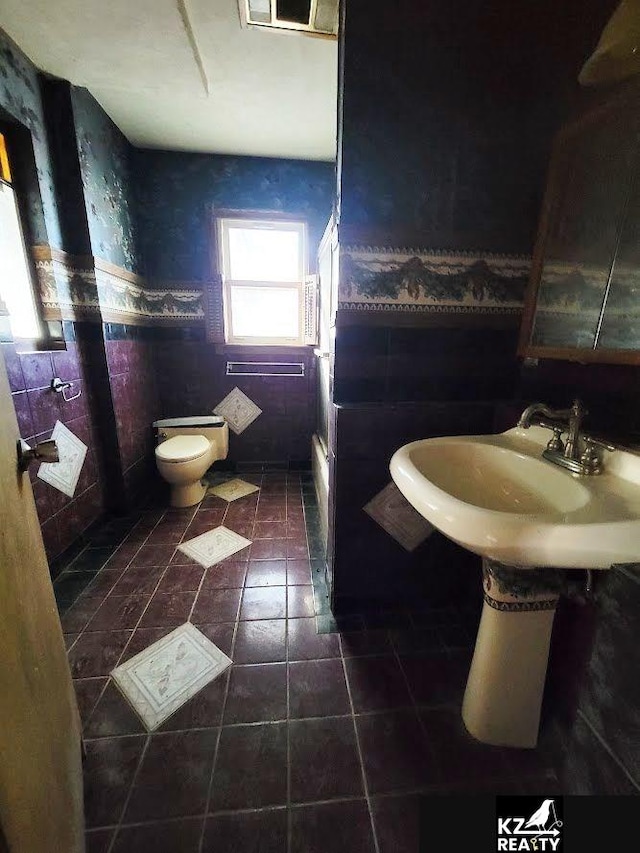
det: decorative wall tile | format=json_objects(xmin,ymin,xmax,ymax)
[
  {"xmin": 34, "ymin": 248, "xmax": 205, "ymax": 325},
  {"xmin": 339, "ymin": 247, "xmax": 530, "ymax": 314},
  {"xmin": 178, "ymin": 525, "xmax": 252, "ymax": 568},
  {"xmin": 207, "ymin": 478, "xmax": 260, "ymax": 502},
  {"xmin": 111, "ymin": 622, "xmax": 232, "ymax": 730},
  {"xmin": 37, "ymin": 420, "xmax": 88, "ymax": 498},
  {"xmin": 363, "ymin": 481, "xmax": 434, "ymax": 552},
  {"xmin": 213, "ymin": 387, "xmax": 262, "ymax": 435}
]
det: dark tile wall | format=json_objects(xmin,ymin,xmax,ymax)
[
  {"xmin": 547, "ymin": 566, "xmax": 640, "ymax": 793},
  {"xmin": 3, "ymin": 326, "xmax": 105, "ymax": 563},
  {"xmin": 329, "ymin": 401, "xmax": 496, "ymax": 609},
  {"xmin": 104, "ymin": 325, "xmax": 161, "ymax": 505},
  {"xmin": 153, "ymin": 331, "xmax": 316, "ymax": 465},
  {"xmin": 327, "ymin": 319, "xmax": 522, "ymax": 610},
  {"xmin": 334, "ymin": 323, "xmax": 521, "ymax": 404},
  {"xmin": 515, "ymin": 358, "xmax": 640, "ymax": 446}
]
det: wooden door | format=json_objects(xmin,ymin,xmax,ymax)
[{"xmin": 0, "ymin": 347, "xmax": 84, "ymax": 852}]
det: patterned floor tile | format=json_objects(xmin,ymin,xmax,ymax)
[
  {"xmin": 111, "ymin": 623, "xmax": 232, "ymax": 730},
  {"xmin": 178, "ymin": 526, "xmax": 252, "ymax": 568}
]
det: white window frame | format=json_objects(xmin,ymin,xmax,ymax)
[
  {"xmin": 0, "ymin": 179, "xmax": 44, "ymax": 345},
  {"xmin": 218, "ymin": 215, "xmax": 311, "ymax": 347},
  {"xmin": 0, "ymin": 131, "xmax": 47, "ymax": 347}
]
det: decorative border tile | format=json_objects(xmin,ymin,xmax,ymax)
[
  {"xmin": 213, "ymin": 387, "xmax": 262, "ymax": 435},
  {"xmin": 33, "ymin": 246, "xmax": 206, "ymax": 325},
  {"xmin": 338, "ymin": 246, "xmax": 530, "ymax": 314},
  {"xmin": 37, "ymin": 420, "xmax": 87, "ymax": 498},
  {"xmin": 178, "ymin": 525, "xmax": 252, "ymax": 568},
  {"xmin": 482, "ymin": 559, "xmax": 563, "ymax": 612},
  {"xmin": 111, "ymin": 623, "xmax": 232, "ymax": 730},
  {"xmin": 363, "ymin": 481, "xmax": 434, "ymax": 552}
]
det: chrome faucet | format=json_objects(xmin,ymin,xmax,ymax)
[
  {"xmin": 517, "ymin": 398, "xmax": 615, "ymax": 475},
  {"xmin": 517, "ymin": 402, "xmax": 574, "ymax": 430},
  {"xmin": 565, "ymin": 399, "xmax": 588, "ymax": 461}
]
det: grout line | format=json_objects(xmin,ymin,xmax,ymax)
[
  {"xmin": 94, "ymin": 789, "xmax": 427, "ymax": 834},
  {"xmin": 92, "ymin": 784, "xmax": 467, "ymax": 837},
  {"xmin": 81, "ymin": 699, "xmax": 474, "ymax": 745},
  {"xmin": 393, "ymin": 639, "xmax": 438, "ymax": 745},
  {"xmin": 184, "ymin": 493, "xmax": 231, "ymax": 625},
  {"xmin": 104, "ymin": 731, "xmax": 152, "ymax": 853},
  {"xmin": 197, "ymin": 611, "xmax": 238, "ymax": 852},
  {"xmin": 340, "ymin": 649, "xmax": 381, "ymax": 853},
  {"xmin": 81, "ymin": 711, "xmax": 374, "ymax": 741}
]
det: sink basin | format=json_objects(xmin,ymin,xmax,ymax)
[
  {"xmin": 390, "ymin": 425, "xmax": 640, "ymax": 569},
  {"xmin": 391, "ymin": 424, "xmax": 640, "ymax": 748}
]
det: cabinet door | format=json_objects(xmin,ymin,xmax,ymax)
[{"xmin": 529, "ymin": 99, "xmax": 636, "ymax": 350}]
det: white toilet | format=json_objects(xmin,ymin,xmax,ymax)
[{"xmin": 153, "ymin": 416, "xmax": 229, "ymax": 507}]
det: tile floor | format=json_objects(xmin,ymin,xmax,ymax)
[{"xmin": 53, "ymin": 469, "xmax": 561, "ymax": 853}]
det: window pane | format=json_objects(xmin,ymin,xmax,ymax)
[
  {"xmin": 0, "ymin": 182, "xmax": 40, "ymax": 339},
  {"xmin": 230, "ymin": 285, "xmax": 300, "ymax": 338},
  {"xmin": 248, "ymin": 0, "xmax": 271, "ymax": 22},
  {"xmin": 228, "ymin": 226, "xmax": 301, "ymax": 282},
  {"xmin": 277, "ymin": 0, "xmax": 311, "ymax": 25}
]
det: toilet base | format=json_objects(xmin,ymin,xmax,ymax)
[{"xmin": 170, "ymin": 480, "xmax": 207, "ymax": 508}]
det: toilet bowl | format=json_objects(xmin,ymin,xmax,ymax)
[{"xmin": 153, "ymin": 416, "xmax": 229, "ymax": 507}]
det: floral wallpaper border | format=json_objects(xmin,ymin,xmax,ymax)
[
  {"xmin": 338, "ymin": 246, "xmax": 531, "ymax": 314},
  {"xmin": 33, "ymin": 246, "xmax": 205, "ymax": 326}
]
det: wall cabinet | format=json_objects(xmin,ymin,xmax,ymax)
[{"xmin": 518, "ymin": 82, "xmax": 640, "ymax": 364}]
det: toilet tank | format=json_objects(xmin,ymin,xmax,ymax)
[{"xmin": 153, "ymin": 416, "xmax": 229, "ymax": 459}]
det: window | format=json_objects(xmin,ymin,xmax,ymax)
[
  {"xmin": 0, "ymin": 131, "xmax": 43, "ymax": 343},
  {"xmin": 238, "ymin": 0, "xmax": 338, "ymax": 38},
  {"xmin": 219, "ymin": 216, "xmax": 315, "ymax": 346}
]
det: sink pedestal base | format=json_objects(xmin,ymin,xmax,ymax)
[{"xmin": 462, "ymin": 560, "xmax": 563, "ymax": 749}]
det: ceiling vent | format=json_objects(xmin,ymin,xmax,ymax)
[{"xmin": 239, "ymin": 0, "xmax": 339, "ymax": 38}]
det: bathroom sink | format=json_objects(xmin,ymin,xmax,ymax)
[{"xmin": 390, "ymin": 425, "xmax": 640, "ymax": 569}]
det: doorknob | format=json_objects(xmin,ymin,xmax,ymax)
[{"xmin": 17, "ymin": 438, "xmax": 59, "ymax": 472}]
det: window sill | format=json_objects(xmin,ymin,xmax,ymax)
[{"xmin": 13, "ymin": 336, "xmax": 67, "ymax": 354}]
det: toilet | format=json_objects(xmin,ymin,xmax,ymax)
[{"xmin": 153, "ymin": 416, "xmax": 229, "ymax": 507}]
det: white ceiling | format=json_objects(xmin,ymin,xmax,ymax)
[{"xmin": 0, "ymin": 0, "xmax": 338, "ymax": 160}]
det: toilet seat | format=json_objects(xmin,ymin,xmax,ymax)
[{"xmin": 155, "ymin": 434, "xmax": 210, "ymax": 463}]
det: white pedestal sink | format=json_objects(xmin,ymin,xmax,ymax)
[{"xmin": 390, "ymin": 426, "xmax": 640, "ymax": 748}]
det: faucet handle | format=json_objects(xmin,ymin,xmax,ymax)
[
  {"xmin": 537, "ymin": 420, "xmax": 565, "ymax": 452},
  {"xmin": 547, "ymin": 425, "xmax": 565, "ymax": 453},
  {"xmin": 582, "ymin": 435, "xmax": 616, "ymax": 453},
  {"xmin": 580, "ymin": 435, "xmax": 616, "ymax": 475}
]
